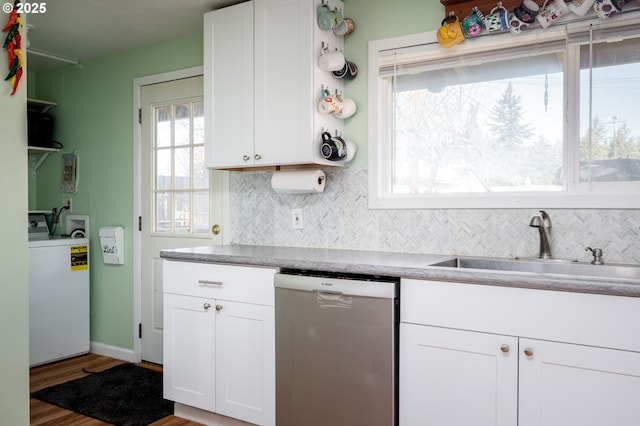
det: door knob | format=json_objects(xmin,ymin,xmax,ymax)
[
  {"xmin": 254, "ymin": 154, "xmax": 262, "ymax": 160},
  {"xmin": 500, "ymin": 344, "xmax": 510, "ymax": 353},
  {"xmin": 211, "ymin": 224, "xmax": 221, "ymax": 235},
  {"xmin": 243, "ymin": 155, "xmax": 250, "ymax": 161},
  {"xmin": 215, "ymin": 304, "xmax": 223, "ymax": 312},
  {"xmin": 203, "ymin": 303, "xmax": 211, "ymax": 310},
  {"xmin": 524, "ymin": 347, "xmax": 534, "ymax": 357}
]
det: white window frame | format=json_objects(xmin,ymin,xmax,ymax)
[
  {"xmin": 368, "ymin": 12, "xmax": 640, "ymax": 209},
  {"xmin": 151, "ymin": 97, "xmax": 210, "ymax": 235}
]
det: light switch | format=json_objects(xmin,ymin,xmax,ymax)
[{"xmin": 292, "ymin": 208, "xmax": 304, "ymax": 229}]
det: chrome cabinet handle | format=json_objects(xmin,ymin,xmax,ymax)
[
  {"xmin": 254, "ymin": 154, "xmax": 262, "ymax": 160},
  {"xmin": 243, "ymin": 155, "xmax": 250, "ymax": 161},
  {"xmin": 500, "ymin": 344, "xmax": 510, "ymax": 353},
  {"xmin": 198, "ymin": 280, "xmax": 223, "ymax": 287},
  {"xmin": 524, "ymin": 347, "xmax": 534, "ymax": 357},
  {"xmin": 203, "ymin": 303, "xmax": 211, "ymax": 310},
  {"xmin": 215, "ymin": 304, "xmax": 223, "ymax": 312}
]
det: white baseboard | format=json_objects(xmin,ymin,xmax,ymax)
[
  {"xmin": 90, "ymin": 341, "xmax": 136, "ymax": 362},
  {"xmin": 174, "ymin": 403, "xmax": 255, "ymax": 425}
]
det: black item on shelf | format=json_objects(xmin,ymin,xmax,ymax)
[{"xmin": 27, "ymin": 111, "xmax": 63, "ymax": 149}]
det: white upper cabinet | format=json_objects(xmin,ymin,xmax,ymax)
[
  {"xmin": 204, "ymin": 2, "xmax": 254, "ymax": 168},
  {"xmin": 204, "ymin": 0, "xmax": 346, "ymax": 169}
]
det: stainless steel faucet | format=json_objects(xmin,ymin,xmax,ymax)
[
  {"xmin": 585, "ymin": 247, "xmax": 604, "ymax": 265},
  {"xmin": 529, "ymin": 210, "xmax": 552, "ymax": 259}
]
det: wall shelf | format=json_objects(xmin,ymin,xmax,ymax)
[
  {"xmin": 29, "ymin": 146, "xmax": 59, "ymax": 177},
  {"xmin": 27, "ymin": 98, "xmax": 58, "ymax": 113},
  {"xmin": 441, "ymin": 0, "xmax": 545, "ymax": 19}
]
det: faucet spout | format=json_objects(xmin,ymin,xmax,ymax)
[{"xmin": 529, "ymin": 210, "xmax": 552, "ymax": 259}]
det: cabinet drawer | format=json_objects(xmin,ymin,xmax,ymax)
[
  {"xmin": 164, "ymin": 260, "xmax": 276, "ymax": 306},
  {"xmin": 401, "ymin": 278, "xmax": 640, "ymax": 352}
]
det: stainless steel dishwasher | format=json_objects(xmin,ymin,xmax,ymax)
[{"xmin": 275, "ymin": 270, "xmax": 399, "ymax": 426}]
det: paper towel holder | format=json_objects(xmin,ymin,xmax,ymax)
[{"xmin": 270, "ymin": 169, "xmax": 326, "ymax": 194}]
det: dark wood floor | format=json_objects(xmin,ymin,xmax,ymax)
[{"xmin": 30, "ymin": 353, "xmax": 203, "ymax": 425}]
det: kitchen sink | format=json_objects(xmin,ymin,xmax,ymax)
[{"xmin": 432, "ymin": 257, "xmax": 640, "ymax": 280}]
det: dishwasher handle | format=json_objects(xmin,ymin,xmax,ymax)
[
  {"xmin": 274, "ymin": 273, "xmax": 397, "ymax": 299},
  {"xmin": 313, "ymin": 289, "xmax": 343, "ymax": 295}
]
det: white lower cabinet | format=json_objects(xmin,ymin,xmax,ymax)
[
  {"xmin": 164, "ymin": 293, "xmax": 216, "ymax": 412},
  {"xmin": 400, "ymin": 278, "xmax": 640, "ymax": 426},
  {"xmin": 400, "ymin": 323, "xmax": 518, "ymax": 426},
  {"xmin": 163, "ymin": 261, "xmax": 276, "ymax": 426},
  {"xmin": 215, "ymin": 300, "xmax": 275, "ymax": 424},
  {"xmin": 519, "ymin": 338, "xmax": 640, "ymax": 426}
]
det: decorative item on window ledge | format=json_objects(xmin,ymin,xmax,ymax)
[
  {"xmin": 2, "ymin": 0, "xmax": 23, "ymax": 95},
  {"xmin": 438, "ymin": 0, "xmax": 637, "ymax": 48}
]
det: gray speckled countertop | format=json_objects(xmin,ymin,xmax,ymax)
[{"xmin": 160, "ymin": 245, "xmax": 640, "ymax": 297}]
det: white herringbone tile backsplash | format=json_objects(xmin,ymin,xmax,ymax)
[{"xmin": 230, "ymin": 168, "xmax": 640, "ymax": 264}]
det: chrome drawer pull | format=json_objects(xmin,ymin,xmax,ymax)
[{"xmin": 198, "ymin": 280, "xmax": 224, "ymax": 287}]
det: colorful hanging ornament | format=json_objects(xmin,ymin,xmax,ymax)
[{"xmin": 2, "ymin": 0, "xmax": 23, "ymax": 96}]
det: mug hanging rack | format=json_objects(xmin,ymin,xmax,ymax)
[{"xmin": 442, "ymin": 0, "xmax": 546, "ymax": 18}]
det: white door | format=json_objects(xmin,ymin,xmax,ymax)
[
  {"xmin": 399, "ymin": 323, "xmax": 518, "ymax": 426},
  {"xmin": 519, "ymin": 338, "xmax": 640, "ymax": 426},
  {"xmin": 140, "ymin": 75, "xmax": 224, "ymax": 364}
]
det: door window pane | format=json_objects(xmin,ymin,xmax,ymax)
[
  {"xmin": 174, "ymin": 103, "xmax": 190, "ymax": 146},
  {"xmin": 174, "ymin": 147, "xmax": 191, "ymax": 190},
  {"xmin": 194, "ymin": 101, "xmax": 205, "ymax": 145},
  {"xmin": 156, "ymin": 192, "xmax": 171, "ymax": 233},
  {"xmin": 193, "ymin": 191, "xmax": 210, "ymax": 235},
  {"xmin": 193, "ymin": 146, "xmax": 207, "ymax": 189},
  {"xmin": 152, "ymin": 98, "xmax": 209, "ymax": 234},
  {"xmin": 174, "ymin": 192, "xmax": 190, "ymax": 234},
  {"xmin": 155, "ymin": 106, "xmax": 171, "ymax": 148},
  {"xmin": 156, "ymin": 149, "xmax": 171, "ymax": 190}
]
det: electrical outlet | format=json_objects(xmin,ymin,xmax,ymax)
[
  {"xmin": 291, "ymin": 208, "xmax": 304, "ymax": 229},
  {"xmin": 65, "ymin": 197, "xmax": 72, "ymax": 213}
]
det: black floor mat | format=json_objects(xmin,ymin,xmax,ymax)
[{"xmin": 31, "ymin": 363, "xmax": 174, "ymax": 426}]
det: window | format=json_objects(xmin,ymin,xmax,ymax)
[
  {"xmin": 153, "ymin": 99, "xmax": 209, "ymax": 234},
  {"xmin": 368, "ymin": 13, "xmax": 640, "ymax": 208}
]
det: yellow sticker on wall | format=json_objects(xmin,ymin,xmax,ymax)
[{"xmin": 71, "ymin": 245, "xmax": 89, "ymax": 271}]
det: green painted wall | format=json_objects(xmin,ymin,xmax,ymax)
[
  {"xmin": 344, "ymin": 0, "xmax": 443, "ymax": 167},
  {"xmin": 1, "ymin": 11, "xmax": 30, "ymax": 421},
  {"xmin": 31, "ymin": 1, "xmax": 444, "ymax": 352},
  {"xmin": 33, "ymin": 31, "xmax": 203, "ymax": 350}
]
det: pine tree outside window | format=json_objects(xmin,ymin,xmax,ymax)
[{"xmin": 369, "ymin": 14, "xmax": 640, "ymax": 209}]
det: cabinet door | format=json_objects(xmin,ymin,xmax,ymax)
[
  {"xmin": 204, "ymin": 3, "xmax": 255, "ymax": 168},
  {"xmin": 163, "ymin": 294, "xmax": 216, "ymax": 411},
  {"xmin": 519, "ymin": 338, "xmax": 640, "ymax": 426},
  {"xmin": 215, "ymin": 300, "xmax": 275, "ymax": 426},
  {"xmin": 400, "ymin": 323, "xmax": 518, "ymax": 426},
  {"xmin": 254, "ymin": 0, "xmax": 313, "ymax": 165}
]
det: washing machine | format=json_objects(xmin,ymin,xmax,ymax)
[{"xmin": 28, "ymin": 212, "xmax": 90, "ymax": 367}]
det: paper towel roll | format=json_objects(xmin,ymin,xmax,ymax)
[{"xmin": 271, "ymin": 170, "xmax": 326, "ymax": 194}]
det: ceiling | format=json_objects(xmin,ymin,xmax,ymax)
[{"xmin": 24, "ymin": 0, "xmax": 240, "ymax": 72}]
